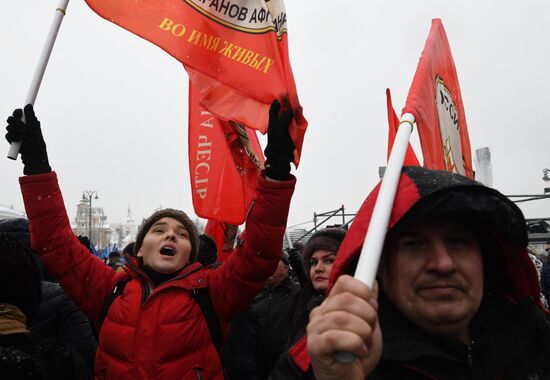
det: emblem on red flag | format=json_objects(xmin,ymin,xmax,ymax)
[{"xmin": 435, "ymin": 76, "xmax": 468, "ymax": 176}]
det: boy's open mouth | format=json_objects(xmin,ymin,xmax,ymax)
[{"xmin": 160, "ymin": 246, "xmax": 176, "ymax": 256}]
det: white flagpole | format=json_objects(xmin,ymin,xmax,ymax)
[
  {"xmin": 7, "ymin": 0, "xmax": 70, "ymax": 160},
  {"xmin": 353, "ymin": 112, "xmax": 415, "ymax": 286},
  {"xmin": 334, "ymin": 112, "xmax": 415, "ymax": 364}
]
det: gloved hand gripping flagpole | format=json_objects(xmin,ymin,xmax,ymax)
[
  {"xmin": 7, "ymin": 0, "xmax": 70, "ymax": 160},
  {"xmin": 334, "ymin": 113, "xmax": 415, "ymax": 364}
]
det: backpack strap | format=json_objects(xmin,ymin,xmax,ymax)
[
  {"xmin": 192, "ymin": 287, "xmax": 223, "ymax": 356},
  {"xmin": 97, "ymin": 279, "xmax": 129, "ymax": 332}
]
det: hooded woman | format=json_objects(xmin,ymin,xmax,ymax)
[{"xmin": 268, "ymin": 227, "xmax": 346, "ymax": 379}]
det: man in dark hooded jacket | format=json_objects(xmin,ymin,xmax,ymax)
[{"xmin": 307, "ymin": 167, "xmax": 550, "ymax": 380}]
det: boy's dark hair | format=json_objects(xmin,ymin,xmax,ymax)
[{"xmin": 135, "ymin": 209, "xmax": 199, "ymax": 262}]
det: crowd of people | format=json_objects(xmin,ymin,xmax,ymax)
[{"xmin": 2, "ymin": 102, "xmax": 550, "ymax": 380}]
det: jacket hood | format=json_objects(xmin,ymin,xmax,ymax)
[{"xmin": 329, "ymin": 166, "xmax": 542, "ymax": 306}]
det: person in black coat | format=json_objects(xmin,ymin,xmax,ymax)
[
  {"xmin": 223, "ymin": 254, "xmax": 301, "ymax": 380},
  {"xmin": 0, "ymin": 233, "xmax": 92, "ymax": 379},
  {"xmin": 0, "ymin": 218, "xmax": 97, "ymax": 370},
  {"xmin": 268, "ymin": 228, "xmax": 347, "ymax": 380},
  {"xmin": 250, "ymin": 253, "xmax": 301, "ymax": 379},
  {"xmin": 29, "ymin": 281, "xmax": 97, "ymax": 369}
]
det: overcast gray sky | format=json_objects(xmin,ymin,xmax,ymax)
[{"xmin": 1, "ymin": 0, "xmax": 549, "ymax": 230}]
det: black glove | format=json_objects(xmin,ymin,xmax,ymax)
[
  {"xmin": 264, "ymin": 100, "xmax": 295, "ymax": 180},
  {"xmin": 5, "ymin": 104, "xmax": 51, "ymax": 175}
]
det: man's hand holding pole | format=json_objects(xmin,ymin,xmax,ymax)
[{"xmin": 308, "ymin": 275, "xmax": 382, "ymax": 380}]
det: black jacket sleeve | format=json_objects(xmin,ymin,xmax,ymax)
[{"xmin": 30, "ymin": 282, "xmax": 97, "ymax": 369}]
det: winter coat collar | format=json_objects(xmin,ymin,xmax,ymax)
[
  {"xmin": 124, "ymin": 254, "xmax": 206, "ymax": 290},
  {"xmin": 376, "ymin": 290, "xmax": 545, "ymax": 379}
]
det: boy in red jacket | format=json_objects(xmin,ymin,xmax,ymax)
[{"xmin": 6, "ymin": 101, "xmax": 296, "ymax": 380}]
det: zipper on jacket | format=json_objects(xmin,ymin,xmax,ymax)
[
  {"xmin": 156, "ymin": 264, "xmax": 203, "ymax": 288},
  {"xmin": 125, "ymin": 257, "xmax": 153, "ymax": 305},
  {"xmin": 466, "ymin": 341, "xmax": 474, "ymax": 369},
  {"xmin": 127, "ymin": 258, "xmax": 204, "ymax": 305},
  {"xmin": 141, "ymin": 280, "xmax": 152, "ymax": 305}
]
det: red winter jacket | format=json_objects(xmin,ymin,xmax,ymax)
[{"xmin": 20, "ymin": 172, "xmax": 295, "ymax": 380}]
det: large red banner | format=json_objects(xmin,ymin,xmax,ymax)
[
  {"xmin": 84, "ymin": 0, "xmax": 307, "ymax": 165},
  {"xmin": 403, "ymin": 19, "xmax": 473, "ymax": 178},
  {"xmin": 188, "ymin": 81, "xmax": 264, "ymax": 225}
]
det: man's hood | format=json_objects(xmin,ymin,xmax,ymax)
[{"xmin": 329, "ymin": 166, "xmax": 542, "ymax": 306}]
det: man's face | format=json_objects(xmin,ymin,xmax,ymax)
[
  {"xmin": 310, "ymin": 250, "xmax": 336, "ymax": 293},
  {"xmin": 379, "ymin": 220, "xmax": 484, "ymax": 342},
  {"xmin": 137, "ymin": 217, "xmax": 192, "ymax": 274},
  {"xmin": 266, "ymin": 260, "xmax": 288, "ymax": 286}
]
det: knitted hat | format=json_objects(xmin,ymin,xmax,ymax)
[
  {"xmin": 0, "ymin": 218, "xmax": 31, "ymax": 253},
  {"xmin": 197, "ymin": 234, "xmax": 218, "ymax": 267},
  {"xmin": 135, "ymin": 208, "xmax": 199, "ymax": 262},
  {"xmin": 302, "ymin": 228, "xmax": 347, "ymax": 274},
  {"xmin": 0, "ymin": 218, "xmax": 54, "ymax": 282},
  {"xmin": 0, "ymin": 233, "xmax": 42, "ymax": 323}
]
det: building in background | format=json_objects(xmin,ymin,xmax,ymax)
[
  {"xmin": 110, "ymin": 206, "xmax": 138, "ymax": 251},
  {"xmin": 72, "ymin": 199, "xmax": 111, "ymax": 250}
]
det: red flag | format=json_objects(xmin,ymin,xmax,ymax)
[
  {"xmin": 84, "ymin": 0, "xmax": 307, "ymax": 165},
  {"xmin": 386, "ymin": 89, "xmax": 420, "ymax": 166},
  {"xmin": 403, "ymin": 19, "xmax": 473, "ymax": 178},
  {"xmin": 189, "ymin": 82, "xmax": 263, "ymax": 225}
]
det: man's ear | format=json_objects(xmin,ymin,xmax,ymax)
[{"xmin": 136, "ymin": 249, "xmax": 143, "ymax": 258}]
